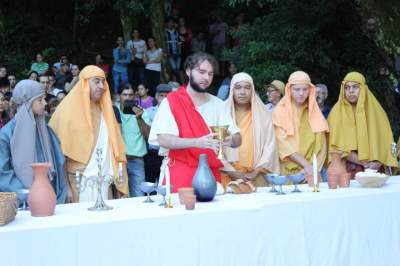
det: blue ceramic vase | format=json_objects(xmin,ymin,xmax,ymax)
[{"xmin": 192, "ymin": 154, "xmax": 217, "ymax": 202}]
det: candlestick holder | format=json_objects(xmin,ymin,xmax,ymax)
[
  {"xmin": 312, "ymin": 184, "xmax": 320, "ymax": 192},
  {"xmin": 71, "ymin": 148, "xmax": 124, "ymax": 211},
  {"xmin": 165, "ymin": 195, "xmax": 173, "ymax": 208}
]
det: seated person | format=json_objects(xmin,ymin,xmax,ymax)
[
  {"xmin": 272, "ymin": 71, "xmax": 329, "ymax": 181},
  {"xmin": 327, "ymin": 72, "xmax": 398, "ymax": 178},
  {"xmin": 0, "ymin": 80, "xmax": 67, "ymax": 203},
  {"xmin": 222, "ymin": 73, "xmax": 280, "ymax": 187}
]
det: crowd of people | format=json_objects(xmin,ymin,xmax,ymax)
[{"xmin": 1, "ymin": 6, "xmax": 400, "ymax": 203}]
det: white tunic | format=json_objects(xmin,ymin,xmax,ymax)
[{"xmin": 149, "ymin": 93, "xmax": 240, "ymax": 156}]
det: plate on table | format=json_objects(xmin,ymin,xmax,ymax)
[{"xmin": 355, "ymin": 171, "xmax": 389, "ymax": 188}]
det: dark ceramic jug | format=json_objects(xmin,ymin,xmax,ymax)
[{"xmin": 192, "ymin": 154, "xmax": 217, "ymax": 202}]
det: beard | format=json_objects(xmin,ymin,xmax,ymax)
[{"xmin": 189, "ymin": 74, "xmax": 208, "ymax": 93}]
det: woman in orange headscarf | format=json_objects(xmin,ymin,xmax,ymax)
[
  {"xmin": 327, "ymin": 72, "xmax": 397, "ymax": 178},
  {"xmin": 222, "ymin": 72, "xmax": 280, "ymax": 187},
  {"xmin": 49, "ymin": 65, "xmax": 127, "ymax": 202},
  {"xmin": 272, "ymin": 71, "xmax": 329, "ymax": 180}
]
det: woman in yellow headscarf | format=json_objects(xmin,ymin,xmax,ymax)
[
  {"xmin": 222, "ymin": 72, "xmax": 280, "ymax": 187},
  {"xmin": 49, "ymin": 65, "xmax": 128, "ymax": 202},
  {"xmin": 327, "ymin": 72, "xmax": 397, "ymax": 177},
  {"xmin": 272, "ymin": 71, "xmax": 329, "ymax": 180}
]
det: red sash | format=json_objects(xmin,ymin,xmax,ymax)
[{"xmin": 166, "ymin": 86, "xmax": 222, "ymax": 192}]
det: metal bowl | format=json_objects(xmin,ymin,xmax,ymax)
[
  {"xmin": 272, "ymin": 175, "xmax": 288, "ymax": 186},
  {"xmin": 264, "ymin": 173, "xmax": 279, "ymax": 184},
  {"xmin": 139, "ymin": 182, "xmax": 157, "ymax": 194},
  {"xmin": 288, "ymin": 173, "xmax": 305, "ymax": 184}
]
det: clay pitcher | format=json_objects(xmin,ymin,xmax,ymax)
[
  {"xmin": 327, "ymin": 153, "xmax": 347, "ymax": 187},
  {"xmin": 28, "ymin": 163, "xmax": 56, "ymax": 217}
]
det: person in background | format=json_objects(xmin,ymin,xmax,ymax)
[
  {"xmin": 28, "ymin": 70, "xmax": 39, "ymax": 81},
  {"xmin": 95, "ymin": 54, "xmax": 110, "ymax": 77},
  {"xmin": 117, "ymin": 83, "xmax": 151, "ymax": 196},
  {"xmin": 0, "ymin": 66, "xmax": 7, "ymax": 78},
  {"xmin": 64, "ymin": 64, "xmax": 80, "ymax": 92},
  {"xmin": 112, "ymin": 36, "xmax": 131, "ymax": 95},
  {"xmin": 191, "ymin": 32, "xmax": 206, "ymax": 53},
  {"xmin": 143, "ymin": 37, "xmax": 163, "ymax": 96},
  {"xmin": 0, "ymin": 80, "xmax": 67, "ymax": 203},
  {"xmin": 0, "ymin": 91, "xmax": 10, "ymax": 129},
  {"xmin": 135, "ymin": 84, "xmax": 154, "ymax": 109},
  {"xmin": 30, "ymin": 53, "xmax": 49, "ymax": 75},
  {"xmin": 265, "ymin": 80, "xmax": 285, "ymax": 112},
  {"xmin": 55, "ymin": 63, "xmax": 72, "ymax": 90},
  {"xmin": 0, "ymin": 78, "xmax": 11, "ymax": 94},
  {"xmin": 178, "ymin": 17, "xmax": 193, "ymax": 63},
  {"xmin": 217, "ymin": 62, "xmax": 237, "ymax": 100},
  {"xmin": 165, "ymin": 18, "xmax": 182, "ymax": 82},
  {"xmin": 209, "ymin": 15, "xmax": 229, "ymax": 76},
  {"xmin": 126, "ymin": 29, "xmax": 147, "ymax": 87},
  {"xmin": 144, "ymin": 84, "xmax": 173, "ymax": 183},
  {"xmin": 7, "ymin": 74, "xmax": 17, "ymax": 91},
  {"xmin": 315, "ymin": 83, "xmax": 331, "ymax": 118}
]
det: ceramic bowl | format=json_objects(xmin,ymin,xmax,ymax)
[{"xmin": 355, "ymin": 175, "xmax": 389, "ymax": 188}]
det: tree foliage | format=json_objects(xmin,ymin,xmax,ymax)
[{"xmin": 224, "ymin": 0, "xmax": 400, "ymax": 136}]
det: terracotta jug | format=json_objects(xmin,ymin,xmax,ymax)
[
  {"xmin": 28, "ymin": 163, "xmax": 56, "ymax": 217},
  {"xmin": 327, "ymin": 153, "xmax": 347, "ymax": 188}
]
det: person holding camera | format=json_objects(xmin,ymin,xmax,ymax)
[{"xmin": 117, "ymin": 83, "xmax": 151, "ymax": 197}]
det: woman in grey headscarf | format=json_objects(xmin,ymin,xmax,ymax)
[{"xmin": 0, "ymin": 80, "xmax": 67, "ymax": 203}]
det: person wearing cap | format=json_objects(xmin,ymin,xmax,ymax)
[
  {"xmin": 265, "ymin": 80, "xmax": 285, "ymax": 112},
  {"xmin": 0, "ymin": 80, "xmax": 67, "ymax": 203},
  {"xmin": 144, "ymin": 83, "xmax": 173, "ymax": 183},
  {"xmin": 116, "ymin": 83, "xmax": 151, "ymax": 197},
  {"xmin": 49, "ymin": 65, "xmax": 128, "ymax": 202},
  {"xmin": 272, "ymin": 71, "xmax": 328, "ymax": 180}
]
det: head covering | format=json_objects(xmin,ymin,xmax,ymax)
[
  {"xmin": 10, "ymin": 80, "xmax": 56, "ymax": 188},
  {"xmin": 328, "ymin": 72, "xmax": 397, "ymax": 167},
  {"xmin": 267, "ymin": 80, "xmax": 285, "ymax": 96},
  {"xmin": 272, "ymin": 71, "xmax": 329, "ymax": 136},
  {"xmin": 49, "ymin": 66, "xmax": 127, "ymax": 192},
  {"xmin": 156, "ymin": 84, "xmax": 172, "ymax": 93},
  {"xmin": 224, "ymin": 72, "xmax": 280, "ymax": 173}
]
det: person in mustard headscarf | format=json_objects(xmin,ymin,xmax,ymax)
[
  {"xmin": 327, "ymin": 72, "xmax": 397, "ymax": 177},
  {"xmin": 222, "ymin": 73, "xmax": 280, "ymax": 187},
  {"xmin": 272, "ymin": 71, "xmax": 329, "ymax": 180},
  {"xmin": 49, "ymin": 65, "xmax": 128, "ymax": 203}
]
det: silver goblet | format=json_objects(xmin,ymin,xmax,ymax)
[
  {"xmin": 140, "ymin": 182, "xmax": 157, "ymax": 203},
  {"xmin": 265, "ymin": 173, "xmax": 279, "ymax": 193},
  {"xmin": 16, "ymin": 189, "xmax": 30, "ymax": 210},
  {"xmin": 156, "ymin": 185, "xmax": 173, "ymax": 206},
  {"xmin": 288, "ymin": 173, "xmax": 305, "ymax": 193},
  {"xmin": 272, "ymin": 175, "xmax": 288, "ymax": 195}
]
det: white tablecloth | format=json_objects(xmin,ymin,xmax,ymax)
[{"xmin": 1, "ymin": 177, "xmax": 400, "ymax": 266}]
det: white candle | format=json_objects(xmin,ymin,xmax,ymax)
[
  {"xmin": 313, "ymin": 153, "xmax": 318, "ymax": 186},
  {"xmin": 165, "ymin": 164, "xmax": 171, "ymax": 196}
]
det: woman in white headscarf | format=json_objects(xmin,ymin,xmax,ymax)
[{"xmin": 0, "ymin": 80, "xmax": 67, "ymax": 203}]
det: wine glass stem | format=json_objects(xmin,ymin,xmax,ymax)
[{"xmin": 280, "ymin": 185, "xmax": 283, "ymax": 194}]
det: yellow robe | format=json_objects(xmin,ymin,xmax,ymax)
[
  {"xmin": 275, "ymin": 102, "xmax": 327, "ymax": 175},
  {"xmin": 222, "ymin": 111, "xmax": 268, "ymax": 187}
]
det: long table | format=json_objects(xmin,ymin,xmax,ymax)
[{"xmin": 1, "ymin": 177, "xmax": 400, "ymax": 266}]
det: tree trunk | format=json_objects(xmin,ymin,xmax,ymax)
[
  {"xmin": 150, "ymin": 0, "xmax": 169, "ymax": 82},
  {"xmin": 120, "ymin": 9, "xmax": 136, "ymax": 42}
]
